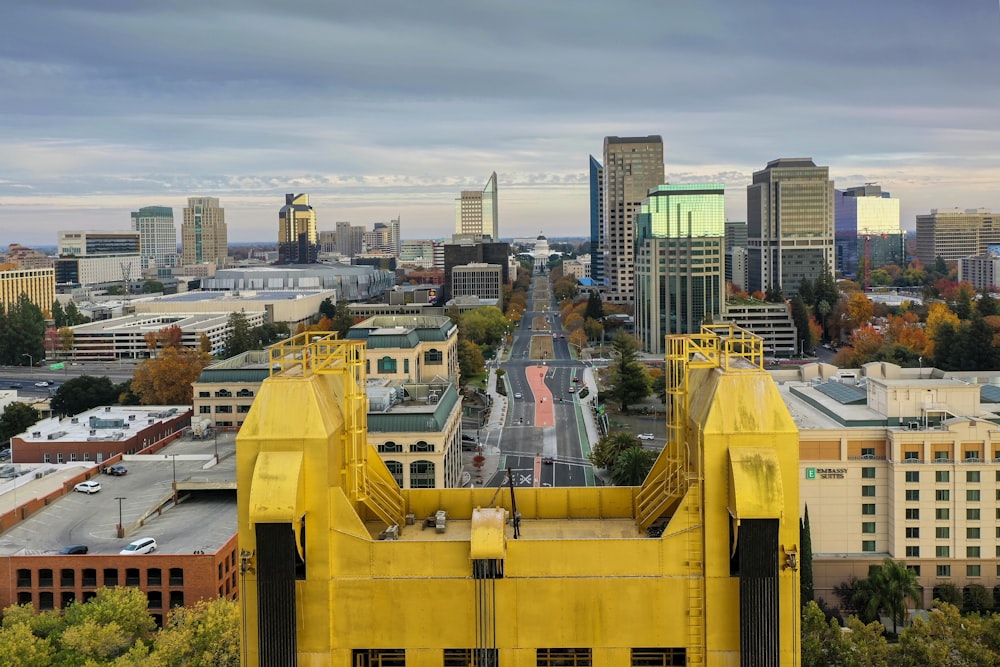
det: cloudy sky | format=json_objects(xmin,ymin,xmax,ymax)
[{"xmin": 1, "ymin": 0, "xmax": 998, "ymax": 245}]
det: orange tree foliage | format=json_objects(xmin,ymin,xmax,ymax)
[
  {"xmin": 924, "ymin": 303, "xmax": 960, "ymax": 357},
  {"xmin": 131, "ymin": 347, "xmax": 212, "ymax": 405},
  {"xmin": 885, "ymin": 313, "xmax": 930, "ymax": 357},
  {"xmin": 844, "ymin": 292, "xmax": 875, "ymax": 331},
  {"xmin": 568, "ymin": 328, "xmax": 587, "ymax": 352}
]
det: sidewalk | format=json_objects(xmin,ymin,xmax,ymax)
[{"xmin": 463, "ymin": 364, "xmax": 507, "ymax": 486}]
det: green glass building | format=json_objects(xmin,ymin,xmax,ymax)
[{"xmin": 635, "ymin": 184, "xmax": 725, "ymax": 353}]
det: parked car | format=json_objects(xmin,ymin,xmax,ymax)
[
  {"xmin": 120, "ymin": 537, "xmax": 157, "ymax": 555},
  {"xmin": 637, "ymin": 433, "xmax": 655, "ymax": 441},
  {"xmin": 103, "ymin": 464, "xmax": 128, "ymax": 476},
  {"xmin": 461, "ymin": 434, "xmax": 477, "ymax": 442},
  {"xmin": 74, "ymin": 480, "xmax": 102, "ymax": 494},
  {"xmin": 0, "ymin": 447, "xmax": 10, "ymax": 460},
  {"xmin": 58, "ymin": 545, "xmax": 89, "ymax": 555}
]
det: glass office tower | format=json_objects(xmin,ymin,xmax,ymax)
[{"xmin": 635, "ymin": 184, "xmax": 725, "ymax": 354}]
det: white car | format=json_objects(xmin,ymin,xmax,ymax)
[
  {"xmin": 34, "ymin": 381, "xmax": 50, "ymax": 388},
  {"xmin": 513, "ymin": 392, "xmax": 523, "ymax": 399},
  {"xmin": 74, "ymin": 480, "xmax": 102, "ymax": 494},
  {"xmin": 637, "ymin": 433, "xmax": 655, "ymax": 441},
  {"xmin": 120, "ymin": 537, "xmax": 157, "ymax": 555}
]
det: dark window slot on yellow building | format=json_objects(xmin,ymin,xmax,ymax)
[
  {"xmin": 536, "ymin": 648, "xmax": 591, "ymax": 667},
  {"xmin": 631, "ymin": 648, "xmax": 686, "ymax": 666},
  {"xmin": 473, "ymin": 560, "xmax": 503, "ymax": 580},
  {"xmin": 354, "ymin": 649, "xmax": 406, "ymax": 667},
  {"xmin": 444, "ymin": 648, "xmax": 497, "ymax": 667}
]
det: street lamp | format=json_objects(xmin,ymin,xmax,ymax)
[
  {"xmin": 115, "ymin": 497, "xmax": 126, "ymax": 538},
  {"xmin": 21, "ymin": 353, "xmax": 32, "ymax": 368}
]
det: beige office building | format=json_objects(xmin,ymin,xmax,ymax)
[
  {"xmin": 455, "ymin": 172, "xmax": 499, "ymax": 240},
  {"xmin": 775, "ymin": 362, "xmax": 1000, "ymax": 610},
  {"xmin": 181, "ymin": 197, "xmax": 228, "ymax": 267},
  {"xmin": 450, "ymin": 263, "xmax": 502, "ymax": 300},
  {"xmin": 602, "ymin": 136, "xmax": 664, "ymax": 304},
  {"xmin": 916, "ymin": 208, "xmax": 1000, "ymax": 265}
]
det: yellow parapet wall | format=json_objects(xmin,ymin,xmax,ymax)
[{"xmin": 237, "ymin": 328, "xmax": 800, "ymax": 667}]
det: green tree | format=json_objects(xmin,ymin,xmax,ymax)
[
  {"xmin": 764, "ymin": 284, "xmax": 785, "ymax": 303},
  {"xmin": 50, "ymin": 375, "xmax": 119, "ymax": 417},
  {"xmin": 932, "ymin": 582, "xmax": 962, "ymax": 607},
  {"xmin": 0, "ymin": 621, "xmax": 55, "ymax": 667},
  {"xmin": 608, "ymin": 332, "xmax": 650, "ymax": 412},
  {"xmin": 331, "ymin": 300, "xmax": 356, "ymax": 338},
  {"xmin": 611, "ymin": 446, "xmax": 656, "ymax": 486},
  {"xmin": 800, "ymin": 506, "xmax": 814, "ymax": 605},
  {"xmin": 963, "ymin": 583, "xmax": 992, "ymax": 614},
  {"xmin": 585, "ymin": 291, "xmax": 604, "ymax": 321},
  {"xmin": 51, "ymin": 299, "xmax": 66, "ymax": 328},
  {"xmin": 978, "ymin": 293, "xmax": 999, "ymax": 317},
  {"xmin": 0, "ymin": 294, "xmax": 46, "ymax": 366},
  {"xmin": 0, "ymin": 403, "xmax": 41, "ymax": 443},
  {"xmin": 790, "ymin": 295, "xmax": 812, "ymax": 354},
  {"xmin": 221, "ymin": 311, "xmax": 254, "ymax": 358},
  {"xmin": 63, "ymin": 301, "xmax": 89, "ymax": 325},
  {"xmin": 872, "ymin": 558, "xmax": 920, "ymax": 635},
  {"xmin": 318, "ymin": 297, "xmax": 337, "ymax": 320},
  {"xmin": 458, "ymin": 307, "xmax": 509, "ymax": 347},
  {"xmin": 589, "ymin": 432, "xmax": 639, "ymax": 470},
  {"xmin": 114, "ymin": 380, "xmax": 141, "ymax": 406},
  {"xmin": 457, "ymin": 339, "xmax": 485, "ymax": 383},
  {"xmin": 142, "ymin": 279, "xmax": 165, "ymax": 294},
  {"xmin": 151, "ymin": 598, "xmax": 241, "ymax": 667}
]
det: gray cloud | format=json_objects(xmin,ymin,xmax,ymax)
[{"xmin": 1, "ymin": 0, "xmax": 998, "ymax": 242}]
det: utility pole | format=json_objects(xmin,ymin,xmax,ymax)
[{"xmin": 115, "ymin": 497, "xmax": 126, "ymax": 538}]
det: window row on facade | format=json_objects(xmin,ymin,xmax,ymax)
[
  {"xmin": 17, "ymin": 566, "xmax": 185, "ymax": 589},
  {"xmin": 352, "ymin": 647, "xmax": 686, "ymax": 667}
]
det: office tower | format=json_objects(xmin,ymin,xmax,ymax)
[
  {"xmin": 451, "ymin": 263, "xmax": 503, "ymax": 300},
  {"xmin": 602, "ymin": 136, "xmax": 665, "ymax": 304},
  {"xmin": 389, "ymin": 217, "xmax": 401, "ymax": 256},
  {"xmin": 366, "ymin": 223, "xmax": 393, "ymax": 254},
  {"xmin": 130, "ymin": 206, "xmax": 177, "ymax": 270},
  {"xmin": 55, "ymin": 230, "xmax": 142, "ymax": 287},
  {"xmin": 318, "ymin": 231, "xmax": 337, "ymax": 253},
  {"xmin": 455, "ymin": 172, "xmax": 499, "ymax": 240},
  {"xmin": 181, "ymin": 197, "xmax": 228, "ymax": 267},
  {"xmin": 634, "ymin": 184, "xmax": 725, "ymax": 353},
  {"xmin": 335, "ymin": 221, "xmax": 364, "ymax": 258},
  {"xmin": 443, "ymin": 239, "xmax": 510, "ymax": 299},
  {"xmin": 278, "ymin": 194, "xmax": 318, "ymax": 264},
  {"xmin": 0, "ymin": 267, "xmax": 55, "ymax": 312},
  {"xmin": 916, "ymin": 208, "xmax": 1000, "ymax": 265},
  {"xmin": 724, "ymin": 221, "xmax": 748, "ymax": 252},
  {"xmin": 833, "ymin": 185, "xmax": 903, "ymax": 280},
  {"xmin": 746, "ymin": 158, "xmax": 834, "ymax": 296},
  {"xmin": 724, "ymin": 221, "xmax": 749, "ymax": 291},
  {"xmin": 589, "ymin": 156, "xmax": 604, "ymax": 282}
]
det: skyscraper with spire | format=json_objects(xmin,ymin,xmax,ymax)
[{"xmin": 455, "ymin": 172, "xmax": 498, "ymax": 240}]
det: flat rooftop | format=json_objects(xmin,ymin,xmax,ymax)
[
  {"xmin": 365, "ymin": 517, "xmax": 644, "ymax": 542},
  {"xmin": 137, "ymin": 289, "xmax": 334, "ymax": 303},
  {"xmin": 16, "ymin": 406, "xmax": 188, "ymax": 444},
  {"xmin": 0, "ymin": 432, "xmax": 238, "ymax": 556}
]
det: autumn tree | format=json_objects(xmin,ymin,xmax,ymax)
[
  {"xmin": 132, "ymin": 346, "xmax": 212, "ymax": 405},
  {"xmin": 844, "ymin": 291, "xmax": 875, "ymax": 331},
  {"xmin": 151, "ymin": 598, "xmax": 241, "ymax": 667},
  {"xmin": 457, "ymin": 338, "xmax": 485, "ymax": 383},
  {"xmin": 923, "ymin": 302, "xmax": 959, "ymax": 358}
]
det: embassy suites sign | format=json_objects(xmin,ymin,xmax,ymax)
[{"xmin": 805, "ymin": 467, "xmax": 848, "ymax": 480}]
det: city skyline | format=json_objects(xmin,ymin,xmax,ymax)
[{"xmin": 1, "ymin": 1, "xmax": 998, "ymax": 244}]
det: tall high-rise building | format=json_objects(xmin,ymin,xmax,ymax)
[
  {"xmin": 916, "ymin": 208, "xmax": 1000, "ymax": 265},
  {"xmin": 389, "ymin": 217, "xmax": 401, "ymax": 256},
  {"xmin": 334, "ymin": 222, "xmax": 365, "ymax": 258},
  {"xmin": 746, "ymin": 158, "xmax": 834, "ymax": 296},
  {"xmin": 181, "ymin": 197, "xmax": 228, "ymax": 267},
  {"xmin": 455, "ymin": 172, "xmax": 499, "ymax": 240},
  {"xmin": 602, "ymin": 136, "xmax": 664, "ymax": 303},
  {"xmin": 634, "ymin": 184, "xmax": 725, "ymax": 353},
  {"xmin": 278, "ymin": 194, "xmax": 318, "ymax": 265},
  {"xmin": 588, "ymin": 156, "xmax": 604, "ymax": 283},
  {"xmin": 834, "ymin": 185, "xmax": 903, "ymax": 279},
  {"xmin": 130, "ymin": 206, "xmax": 177, "ymax": 270}
]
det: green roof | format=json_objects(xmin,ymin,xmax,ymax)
[
  {"xmin": 367, "ymin": 385, "xmax": 459, "ymax": 433},
  {"xmin": 196, "ymin": 368, "xmax": 270, "ymax": 384}
]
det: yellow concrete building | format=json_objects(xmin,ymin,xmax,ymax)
[
  {"xmin": 0, "ymin": 267, "xmax": 55, "ymax": 314},
  {"xmin": 236, "ymin": 327, "xmax": 801, "ymax": 666},
  {"xmin": 778, "ymin": 362, "xmax": 1000, "ymax": 610}
]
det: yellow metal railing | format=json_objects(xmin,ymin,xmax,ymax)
[{"xmin": 268, "ymin": 333, "xmax": 405, "ymax": 530}]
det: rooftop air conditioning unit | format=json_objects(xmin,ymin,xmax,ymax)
[
  {"xmin": 128, "ymin": 414, "xmax": 135, "ymax": 421},
  {"xmin": 89, "ymin": 430, "xmax": 97, "ymax": 436},
  {"xmin": 379, "ymin": 525, "xmax": 399, "ymax": 541},
  {"xmin": 31, "ymin": 431, "xmax": 41, "ymax": 438},
  {"xmin": 71, "ymin": 418, "xmax": 78, "ymax": 424},
  {"xmin": 908, "ymin": 422, "xmax": 920, "ymax": 430},
  {"xmin": 105, "ymin": 406, "xmax": 111, "ymax": 412}
]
